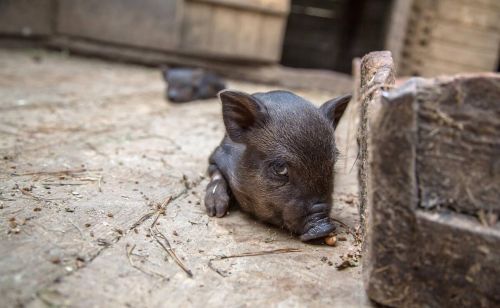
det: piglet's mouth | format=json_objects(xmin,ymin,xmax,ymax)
[{"xmin": 299, "ymin": 204, "xmax": 336, "ymax": 241}]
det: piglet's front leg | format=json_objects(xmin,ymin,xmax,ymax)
[{"xmin": 204, "ymin": 163, "xmax": 231, "ymax": 217}]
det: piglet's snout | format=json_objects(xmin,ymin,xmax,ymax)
[{"xmin": 299, "ymin": 203, "xmax": 336, "ymax": 242}]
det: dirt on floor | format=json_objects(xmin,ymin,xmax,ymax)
[{"xmin": 0, "ymin": 49, "xmax": 370, "ymax": 307}]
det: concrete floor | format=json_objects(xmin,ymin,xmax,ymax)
[{"xmin": 0, "ymin": 49, "xmax": 370, "ymax": 307}]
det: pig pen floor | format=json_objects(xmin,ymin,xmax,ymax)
[{"xmin": 0, "ymin": 49, "xmax": 370, "ymax": 307}]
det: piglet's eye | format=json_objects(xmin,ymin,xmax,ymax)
[{"xmin": 272, "ymin": 163, "xmax": 288, "ymax": 177}]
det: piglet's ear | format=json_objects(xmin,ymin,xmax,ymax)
[
  {"xmin": 219, "ymin": 90, "xmax": 267, "ymax": 143},
  {"xmin": 319, "ymin": 94, "xmax": 351, "ymax": 130}
]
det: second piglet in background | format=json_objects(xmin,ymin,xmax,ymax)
[
  {"xmin": 162, "ymin": 67, "xmax": 226, "ymax": 103},
  {"xmin": 205, "ymin": 90, "xmax": 351, "ymax": 241}
]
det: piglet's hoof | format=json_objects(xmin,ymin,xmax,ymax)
[{"xmin": 204, "ymin": 179, "xmax": 230, "ymax": 218}]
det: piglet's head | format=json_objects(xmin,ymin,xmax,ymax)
[{"xmin": 220, "ymin": 90, "xmax": 350, "ymax": 241}]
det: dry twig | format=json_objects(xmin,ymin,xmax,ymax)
[
  {"xmin": 207, "ymin": 248, "xmax": 302, "ymax": 277},
  {"xmin": 216, "ymin": 248, "xmax": 302, "ymax": 260},
  {"xmin": 126, "ymin": 244, "xmax": 168, "ymax": 280},
  {"xmin": 149, "ymin": 225, "xmax": 193, "ymax": 277},
  {"xmin": 12, "ymin": 168, "xmax": 100, "ymax": 177}
]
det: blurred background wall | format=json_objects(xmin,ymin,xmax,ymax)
[{"xmin": 0, "ymin": 0, "xmax": 499, "ymax": 76}]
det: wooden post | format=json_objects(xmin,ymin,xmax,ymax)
[{"xmin": 359, "ymin": 50, "xmax": 500, "ymax": 306}]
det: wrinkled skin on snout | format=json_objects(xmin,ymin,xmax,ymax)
[{"xmin": 204, "ymin": 90, "xmax": 351, "ymax": 241}]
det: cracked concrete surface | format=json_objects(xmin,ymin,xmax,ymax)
[{"xmin": 0, "ymin": 49, "xmax": 370, "ymax": 307}]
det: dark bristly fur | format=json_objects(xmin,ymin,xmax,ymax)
[{"xmin": 204, "ymin": 90, "xmax": 351, "ymax": 241}]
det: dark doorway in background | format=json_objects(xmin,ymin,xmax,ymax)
[{"xmin": 281, "ymin": 0, "xmax": 393, "ymax": 74}]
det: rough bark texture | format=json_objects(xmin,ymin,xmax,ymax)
[
  {"xmin": 362, "ymin": 72, "xmax": 500, "ymax": 307},
  {"xmin": 357, "ymin": 51, "xmax": 395, "ymax": 237}
]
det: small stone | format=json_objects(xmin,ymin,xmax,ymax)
[{"xmin": 324, "ymin": 234, "xmax": 337, "ymax": 246}]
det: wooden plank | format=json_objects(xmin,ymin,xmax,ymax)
[
  {"xmin": 235, "ymin": 12, "xmax": 261, "ymax": 56},
  {"xmin": 422, "ymin": 40, "xmax": 498, "ymax": 71},
  {"xmin": 400, "ymin": 45, "xmax": 497, "ymax": 75},
  {"xmin": 210, "ymin": 5, "xmax": 240, "ymax": 55},
  {"xmin": 445, "ymin": 0, "xmax": 500, "ymax": 12},
  {"xmin": 384, "ymin": 0, "xmax": 414, "ymax": 69},
  {"xmin": 46, "ymin": 36, "xmax": 353, "ymax": 93},
  {"xmin": 180, "ymin": 1, "xmax": 286, "ymax": 62},
  {"xmin": 258, "ymin": 15, "xmax": 286, "ymax": 62},
  {"xmin": 191, "ymin": 0, "xmax": 290, "ymax": 15},
  {"xmin": 431, "ymin": 20, "xmax": 500, "ymax": 52},
  {"xmin": 0, "ymin": 0, "xmax": 54, "ymax": 36},
  {"xmin": 362, "ymin": 73, "xmax": 500, "ymax": 307},
  {"xmin": 57, "ymin": 0, "xmax": 182, "ymax": 51},
  {"xmin": 420, "ymin": 59, "xmax": 494, "ymax": 76},
  {"xmin": 438, "ymin": 0, "xmax": 500, "ymax": 31},
  {"xmin": 399, "ymin": 0, "xmax": 500, "ymax": 76},
  {"xmin": 180, "ymin": 1, "xmax": 213, "ymax": 53}
]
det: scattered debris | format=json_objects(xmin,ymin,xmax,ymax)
[
  {"xmin": 7, "ymin": 217, "xmax": 21, "ymax": 234},
  {"xmin": 336, "ymin": 248, "xmax": 362, "ymax": 271},
  {"xmin": 340, "ymin": 194, "xmax": 357, "ymax": 205},
  {"xmin": 331, "ymin": 217, "xmax": 362, "ymax": 245},
  {"xmin": 181, "ymin": 174, "xmax": 190, "ymax": 189},
  {"xmin": 97, "ymin": 238, "xmax": 111, "ymax": 247},
  {"xmin": 18, "ymin": 186, "xmax": 48, "ymax": 202},
  {"xmin": 75, "ymin": 257, "xmax": 85, "ymax": 269}
]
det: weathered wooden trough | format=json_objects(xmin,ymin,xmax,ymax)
[{"xmin": 358, "ymin": 51, "xmax": 500, "ymax": 307}]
